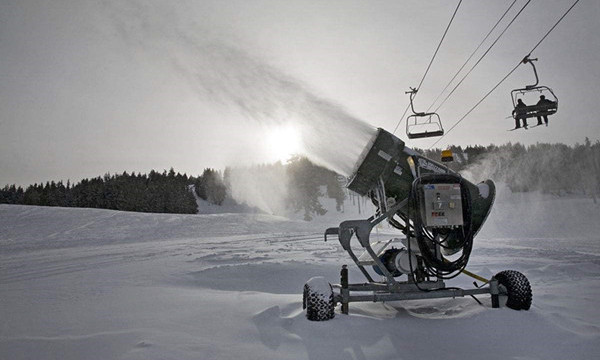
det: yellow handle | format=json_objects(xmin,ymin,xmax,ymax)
[{"xmin": 461, "ymin": 269, "xmax": 490, "ymax": 284}]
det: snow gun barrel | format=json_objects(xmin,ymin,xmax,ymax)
[{"xmin": 347, "ymin": 128, "xmax": 495, "ymax": 238}]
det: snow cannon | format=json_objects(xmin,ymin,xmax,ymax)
[
  {"xmin": 303, "ymin": 128, "xmax": 532, "ymax": 321},
  {"xmin": 346, "ymin": 128, "xmax": 495, "ymax": 254}
]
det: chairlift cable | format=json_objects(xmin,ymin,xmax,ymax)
[
  {"xmin": 428, "ymin": 63, "xmax": 521, "ymax": 149},
  {"xmin": 392, "ymin": 0, "xmax": 462, "ymax": 135},
  {"xmin": 415, "ymin": 0, "xmax": 463, "ymax": 93},
  {"xmin": 393, "ymin": 103, "xmax": 412, "ymax": 134},
  {"xmin": 527, "ymin": 0, "xmax": 580, "ymax": 55},
  {"xmin": 426, "ymin": 0, "xmax": 519, "ymax": 113},
  {"xmin": 432, "ymin": 0, "xmax": 532, "ymax": 114},
  {"xmin": 428, "ymin": 0, "xmax": 581, "ymax": 150}
]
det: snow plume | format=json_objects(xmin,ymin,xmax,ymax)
[
  {"xmin": 459, "ymin": 150, "xmax": 510, "ymax": 187},
  {"xmin": 460, "ymin": 143, "xmax": 594, "ymax": 196},
  {"xmin": 460, "ymin": 145, "xmax": 543, "ymax": 195},
  {"xmin": 226, "ymin": 164, "xmax": 289, "ymax": 216},
  {"xmin": 103, "ymin": 0, "xmax": 376, "ymax": 177},
  {"xmin": 176, "ymin": 42, "xmax": 376, "ymax": 177}
]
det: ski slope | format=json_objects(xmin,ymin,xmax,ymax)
[{"xmin": 1, "ymin": 188, "xmax": 599, "ymax": 360}]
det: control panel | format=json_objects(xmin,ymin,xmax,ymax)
[{"xmin": 421, "ymin": 183, "xmax": 463, "ymax": 228}]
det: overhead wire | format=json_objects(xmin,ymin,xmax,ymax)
[
  {"xmin": 415, "ymin": 0, "xmax": 463, "ymax": 93},
  {"xmin": 426, "ymin": 0, "xmax": 519, "ymax": 113},
  {"xmin": 428, "ymin": 62, "xmax": 522, "ymax": 149},
  {"xmin": 528, "ymin": 0, "xmax": 580, "ymax": 55},
  {"xmin": 432, "ymin": 0, "xmax": 532, "ymax": 114},
  {"xmin": 428, "ymin": 0, "xmax": 581, "ymax": 149},
  {"xmin": 392, "ymin": 103, "xmax": 411, "ymax": 135},
  {"xmin": 392, "ymin": 0, "xmax": 462, "ymax": 135}
]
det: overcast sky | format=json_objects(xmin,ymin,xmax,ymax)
[{"xmin": 1, "ymin": 0, "xmax": 598, "ymax": 186}]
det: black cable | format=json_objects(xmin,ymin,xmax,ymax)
[
  {"xmin": 402, "ymin": 172, "xmax": 474, "ymax": 285},
  {"xmin": 428, "ymin": 62, "xmax": 521, "ymax": 149},
  {"xmin": 432, "ymin": 0, "xmax": 532, "ymax": 114},
  {"xmin": 426, "ymin": 0, "xmax": 519, "ymax": 113},
  {"xmin": 392, "ymin": 0, "xmax": 462, "ymax": 135},
  {"xmin": 528, "ymin": 0, "xmax": 581, "ymax": 55},
  {"xmin": 388, "ymin": 212, "xmax": 415, "ymax": 238},
  {"xmin": 416, "ymin": 0, "xmax": 463, "ymax": 93},
  {"xmin": 428, "ymin": 0, "xmax": 581, "ymax": 149},
  {"xmin": 392, "ymin": 103, "xmax": 411, "ymax": 135},
  {"xmin": 412, "ymin": 174, "xmax": 474, "ymax": 279},
  {"xmin": 405, "ymin": 176, "xmax": 431, "ymax": 290}
]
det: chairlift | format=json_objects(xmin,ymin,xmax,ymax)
[
  {"xmin": 510, "ymin": 56, "xmax": 558, "ymax": 125},
  {"xmin": 405, "ymin": 87, "xmax": 444, "ymax": 139}
]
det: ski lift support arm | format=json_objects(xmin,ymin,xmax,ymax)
[
  {"xmin": 521, "ymin": 55, "xmax": 539, "ymax": 89},
  {"xmin": 406, "ymin": 87, "xmax": 425, "ymax": 116}
]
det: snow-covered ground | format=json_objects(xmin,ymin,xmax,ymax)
[{"xmin": 1, "ymin": 186, "xmax": 600, "ymax": 360}]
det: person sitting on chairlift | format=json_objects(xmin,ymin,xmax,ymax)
[
  {"xmin": 512, "ymin": 98, "xmax": 528, "ymax": 129},
  {"xmin": 535, "ymin": 95, "xmax": 555, "ymax": 126}
]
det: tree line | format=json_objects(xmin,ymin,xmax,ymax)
[
  {"xmin": 5, "ymin": 139, "xmax": 596, "ymax": 216},
  {"xmin": 286, "ymin": 155, "xmax": 346, "ymax": 220},
  {"xmin": 0, "ymin": 157, "xmax": 348, "ymax": 218},
  {"xmin": 0, "ymin": 169, "xmax": 199, "ymax": 214}
]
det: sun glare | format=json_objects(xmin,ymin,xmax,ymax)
[{"xmin": 265, "ymin": 124, "xmax": 303, "ymax": 163}]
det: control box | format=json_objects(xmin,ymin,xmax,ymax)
[{"xmin": 421, "ymin": 183, "xmax": 463, "ymax": 228}]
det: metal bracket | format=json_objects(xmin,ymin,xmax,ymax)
[
  {"xmin": 324, "ymin": 199, "xmax": 408, "ymax": 287},
  {"xmin": 522, "ymin": 55, "xmax": 540, "ymax": 89}
]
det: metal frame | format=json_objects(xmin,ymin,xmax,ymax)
[
  {"xmin": 324, "ymin": 182, "xmax": 500, "ymax": 315},
  {"xmin": 406, "ymin": 113, "xmax": 444, "ymax": 139},
  {"xmin": 404, "ymin": 87, "xmax": 444, "ymax": 139},
  {"xmin": 511, "ymin": 56, "xmax": 558, "ymax": 120},
  {"xmin": 521, "ymin": 55, "xmax": 541, "ymax": 89},
  {"xmin": 511, "ymin": 86, "xmax": 558, "ymax": 120}
]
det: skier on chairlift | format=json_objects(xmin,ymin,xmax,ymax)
[
  {"xmin": 512, "ymin": 98, "xmax": 529, "ymax": 129},
  {"xmin": 535, "ymin": 95, "xmax": 555, "ymax": 126}
]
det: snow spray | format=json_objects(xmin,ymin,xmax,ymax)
[
  {"xmin": 104, "ymin": 0, "xmax": 376, "ymax": 178},
  {"xmin": 226, "ymin": 164, "xmax": 289, "ymax": 216},
  {"xmin": 176, "ymin": 41, "xmax": 377, "ymax": 177}
]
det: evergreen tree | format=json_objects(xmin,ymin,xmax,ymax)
[
  {"xmin": 286, "ymin": 156, "xmax": 327, "ymax": 221},
  {"xmin": 196, "ymin": 168, "xmax": 227, "ymax": 205}
]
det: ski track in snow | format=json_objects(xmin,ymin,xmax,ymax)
[{"xmin": 1, "ymin": 193, "xmax": 600, "ymax": 360}]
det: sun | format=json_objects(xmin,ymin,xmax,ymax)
[{"xmin": 264, "ymin": 124, "xmax": 303, "ymax": 163}]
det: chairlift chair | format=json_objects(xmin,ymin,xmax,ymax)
[
  {"xmin": 405, "ymin": 87, "xmax": 444, "ymax": 139},
  {"xmin": 510, "ymin": 56, "xmax": 558, "ymax": 122},
  {"xmin": 511, "ymin": 86, "xmax": 558, "ymax": 119}
]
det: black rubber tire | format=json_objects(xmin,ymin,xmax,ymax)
[
  {"xmin": 495, "ymin": 270, "xmax": 532, "ymax": 310},
  {"xmin": 303, "ymin": 277, "xmax": 335, "ymax": 321}
]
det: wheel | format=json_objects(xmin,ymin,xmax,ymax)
[
  {"xmin": 495, "ymin": 270, "xmax": 532, "ymax": 310},
  {"xmin": 303, "ymin": 277, "xmax": 335, "ymax": 321}
]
